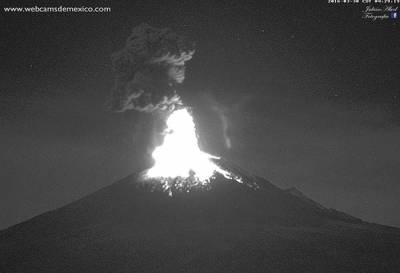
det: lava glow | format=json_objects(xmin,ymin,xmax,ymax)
[{"xmin": 145, "ymin": 108, "xmax": 231, "ymax": 188}]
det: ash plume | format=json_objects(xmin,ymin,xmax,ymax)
[{"xmin": 110, "ymin": 23, "xmax": 195, "ymax": 113}]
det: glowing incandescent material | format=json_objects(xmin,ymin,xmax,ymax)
[{"xmin": 146, "ymin": 108, "xmax": 229, "ymax": 186}]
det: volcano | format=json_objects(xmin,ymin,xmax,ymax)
[{"xmin": 1, "ymin": 159, "xmax": 400, "ymax": 273}]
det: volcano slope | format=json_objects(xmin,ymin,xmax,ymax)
[{"xmin": 1, "ymin": 161, "xmax": 400, "ymax": 273}]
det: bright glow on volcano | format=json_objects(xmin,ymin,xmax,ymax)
[{"xmin": 145, "ymin": 108, "xmax": 230, "ymax": 187}]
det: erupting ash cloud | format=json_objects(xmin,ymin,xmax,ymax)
[
  {"xmin": 110, "ymin": 23, "xmax": 195, "ymax": 113},
  {"xmin": 108, "ymin": 24, "xmax": 240, "ymax": 188}
]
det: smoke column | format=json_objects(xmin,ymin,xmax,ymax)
[
  {"xmin": 109, "ymin": 23, "xmax": 195, "ymax": 160},
  {"xmin": 110, "ymin": 23, "xmax": 195, "ymax": 113}
]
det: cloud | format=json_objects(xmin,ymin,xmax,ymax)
[{"xmin": 109, "ymin": 23, "xmax": 195, "ymax": 113}]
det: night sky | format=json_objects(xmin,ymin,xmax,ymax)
[{"xmin": 1, "ymin": 0, "xmax": 400, "ymax": 229}]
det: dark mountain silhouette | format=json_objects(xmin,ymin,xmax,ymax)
[
  {"xmin": 285, "ymin": 186, "xmax": 326, "ymax": 210},
  {"xmin": 1, "ymin": 159, "xmax": 400, "ymax": 273}
]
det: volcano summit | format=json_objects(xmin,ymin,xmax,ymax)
[{"xmin": 1, "ymin": 160, "xmax": 400, "ymax": 273}]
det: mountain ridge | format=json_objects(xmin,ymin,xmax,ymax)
[{"xmin": 1, "ymin": 162, "xmax": 400, "ymax": 272}]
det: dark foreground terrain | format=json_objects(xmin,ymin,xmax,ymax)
[{"xmin": 1, "ymin": 162, "xmax": 400, "ymax": 272}]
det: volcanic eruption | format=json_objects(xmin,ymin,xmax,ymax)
[
  {"xmin": 144, "ymin": 108, "xmax": 239, "ymax": 194},
  {"xmin": 110, "ymin": 23, "xmax": 240, "ymax": 192},
  {"xmin": 1, "ymin": 24, "xmax": 400, "ymax": 273}
]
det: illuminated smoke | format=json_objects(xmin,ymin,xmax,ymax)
[
  {"xmin": 213, "ymin": 106, "xmax": 232, "ymax": 149},
  {"xmin": 145, "ymin": 108, "xmax": 237, "ymax": 194},
  {"xmin": 110, "ymin": 23, "xmax": 195, "ymax": 113}
]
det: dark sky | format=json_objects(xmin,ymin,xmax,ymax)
[{"xmin": 1, "ymin": 0, "xmax": 399, "ymax": 229}]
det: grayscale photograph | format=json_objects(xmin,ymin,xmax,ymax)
[{"xmin": 1, "ymin": 1, "xmax": 400, "ymax": 272}]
